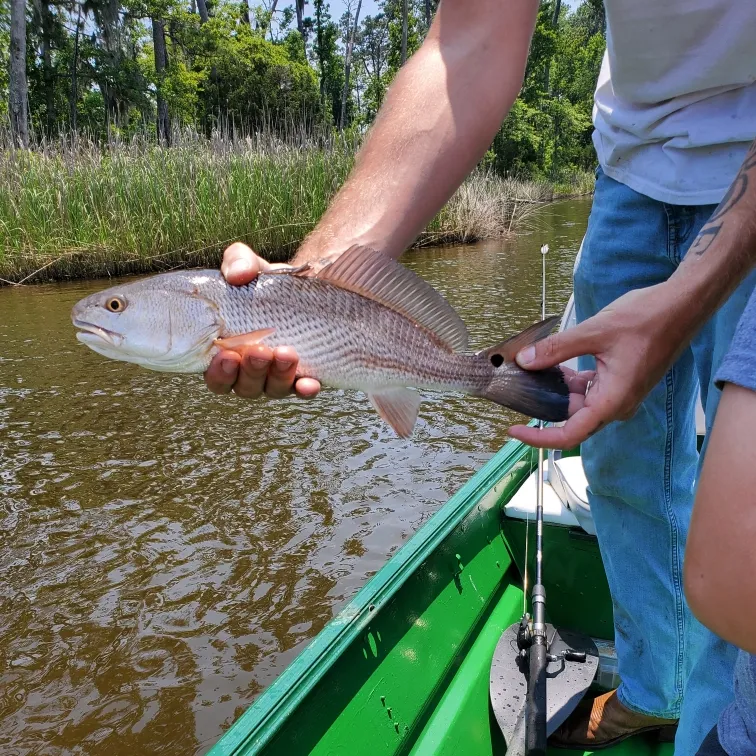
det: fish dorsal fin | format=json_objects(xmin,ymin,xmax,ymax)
[
  {"xmin": 478, "ymin": 316, "xmax": 562, "ymax": 363},
  {"xmin": 313, "ymin": 245, "xmax": 469, "ymax": 352}
]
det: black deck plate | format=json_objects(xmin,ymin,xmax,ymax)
[{"xmin": 490, "ymin": 622, "xmax": 599, "ymax": 752}]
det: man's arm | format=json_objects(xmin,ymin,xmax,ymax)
[
  {"xmin": 684, "ymin": 382, "xmax": 756, "ymax": 654},
  {"xmin": 204, "ymin": 0, "xmax": 539, "ymax": 398},
  {"xmin": 509, "ymin": 138, "xmax": 756, "ymax": 449}
]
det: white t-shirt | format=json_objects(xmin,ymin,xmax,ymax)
[{"xmin": 592, "ymin": 0, "xmax": 756, "ymax": 206}]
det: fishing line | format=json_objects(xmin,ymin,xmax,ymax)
[
  {"xmin": 536, "ymin": 244, "xmax": 547, "ymax": 594},
  {"xmin": 523, "ymin": 503, "xmax": 530, "ymax": 616},
  {"xmin": 523, "ymin": 240, "xmax": 548, "ymax": 618},
  {"xmin": 523, "ymin": 441, "xmax": 535, "ymax": 616},
  {"xmin": 524, "ymin": 244, "xmax": 550, "ymax": 756}
]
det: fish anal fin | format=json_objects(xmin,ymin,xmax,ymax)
[
  {"xmin": 316, "ymin": 245, "xmax": 469, "ymax": 353},
  {"xmin": 367, "ymin": 388, "xmax": 422, "ymax": 438},
  {"xmin": 214, "ymin": 328, "xmax": 276, "ymax": 350},
  {"xmin": 478, "ymin": 316, "xmax": 562, "ymax": 364}
]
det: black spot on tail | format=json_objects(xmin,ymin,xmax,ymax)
[{"xmin": 477, "ymin": 316, "xmax": 569, "ymax": 422}]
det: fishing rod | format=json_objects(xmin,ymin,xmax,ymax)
[
  {"xmin": 529, "ymin": 243, "xmax": 549, "ymax": 754},
  {"xmin": 491, "ymin": 244, "xmax": 594, "ymax": 756},
  {"xmin": 517, "ymin": 244, "xmax": 550, "ymax": 756}
]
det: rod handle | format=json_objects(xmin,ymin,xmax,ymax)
[
  {"xmin": 564, "ymin": 650, "xmax": 587, "ymax": 663},
  {"xmin": 525, "ymin": 640, "xmax": 547, "ymax": 756}
]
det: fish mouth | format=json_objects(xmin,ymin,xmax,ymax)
[{"xmin": 72, "ymin": 318, "xmax": 123, "ymax": 347}]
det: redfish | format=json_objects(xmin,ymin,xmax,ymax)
[{"xmin": 71, "ymin": 245, "xmax": 568, "ymax": 437}]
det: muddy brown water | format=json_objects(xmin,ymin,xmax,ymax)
[{"xmin": 0, "ymin": 198, "xmax": 591, "ymax": 755}]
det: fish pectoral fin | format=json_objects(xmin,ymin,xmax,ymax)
[
  {"xmin": 214, "ymin": 328, "xmax": 276, "ymax": 350},
  {"xmin": 367, "ymin": 388, "xmax": 422, "ymax": 439}
]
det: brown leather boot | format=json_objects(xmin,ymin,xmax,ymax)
[{"xmin": 548, "ymin": 689, "xmax": 678, "ymax": 750}]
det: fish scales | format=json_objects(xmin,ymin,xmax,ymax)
[{"xmin": 232, "ymin": 274, "xmax": 491, "ymax": 394}]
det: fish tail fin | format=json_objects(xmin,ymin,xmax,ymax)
[{"xmin": 477, "ymin": 316, "xmax": 569, "ymax": 423}]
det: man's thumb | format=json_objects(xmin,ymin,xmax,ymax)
[{"xmin": 515, "ymin": 321, "xmax": 594, "ymax": 370}]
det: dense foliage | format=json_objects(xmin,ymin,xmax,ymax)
[{"xmin": 3, "ymin": 0, "xmax": 605, "ymax": 181}]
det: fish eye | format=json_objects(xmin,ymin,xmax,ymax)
[{"xmin": 105, "ymin": 296, "xmax": 126, "ymax": 313}]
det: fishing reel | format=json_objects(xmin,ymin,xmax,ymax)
[
  {"xmin": 517, "ymin": 613, "xmax": 533, "ymax": 654},
  {"xmin": 517, "ymin": 612, "xmax": 587, "ymax": 665}
]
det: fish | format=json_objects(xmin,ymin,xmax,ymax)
[{"xmin": 71, "ymin": 245, "xmax": 569, "ymax": 437}]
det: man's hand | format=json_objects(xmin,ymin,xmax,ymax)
[
  {"xmin": 511, "ymin": 138, "xmax": 756, "ymax": 450},
  {"xmin": 508, "ymin": 283, "xmax": 691, "ymax": 449},
  {"xmin": 203, "ymin": 242, "xmax": 322, "ymax": 400}
]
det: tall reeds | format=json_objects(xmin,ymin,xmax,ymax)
[{"xmin": 0, "ymin": 128, "xmax": 594, "ymax": 284}]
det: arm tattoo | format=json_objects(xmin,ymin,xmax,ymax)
[
  {"xmin": 692, "ymin": 140, "xmax": 756, "ymax": 256},
  {"xmin": 690, "ymin": 223, "xmax": 722, "ymax": 256},
  {"xmin": 745, "ymin": 144, "xmax": 756, "ymax": 172},
  {"xmin": 707, "ymin": 172, "xmax": 749, "ymax": 224}
]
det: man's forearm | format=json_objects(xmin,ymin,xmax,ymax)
[
  {"xmin": 292, "ymin": 0, "xmax": 538, "ymax": 266},
  {"xmin": 663, "ymin": 139, "xmax": 756, "ymax": 340}
]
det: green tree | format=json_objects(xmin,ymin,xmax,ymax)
[
  {"xmin": 198, "ymin": 7, "xmax": 322, "ymax": 133},
  {"xmin": 339, "ymin": 0, "xmax": 362, "ymax": 129},
  {"xmin": 354, "ymin": 12, "xmax": 389, "ymax": 121},
  {"xmin": 491, "ymin": 0, "xmax": 604, "ymax": 180},
  {"xmin": 382, "ymin": 0, "xmax": 419, "ymax": 77},
  {"xmin": 312, "ymin": 0, "xmax": 343, "ymax": 125}
]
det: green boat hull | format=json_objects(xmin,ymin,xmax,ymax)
[{"xmin": 207, "ymin": 435, "xmax": 673, "ymax": 756}]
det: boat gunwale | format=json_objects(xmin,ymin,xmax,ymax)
[{"xmin": 206, "ymin": 427, "xmax": 537, "ymax": 756}]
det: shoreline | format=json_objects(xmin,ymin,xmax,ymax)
[
  {"xmin": 0, "ymin": 138, "xmax": 594, "ymax": 287},
  {"xmin": 0, "ymin": 197, "xmax": 593, "ymax": 287}
]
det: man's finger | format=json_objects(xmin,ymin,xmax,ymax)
[
  {"xmin": 264, "ymin": 347, "xmax": 299, "ymax": 399},
  {"xmin": 563, "ymin": 368, "xmax": 596, "ymax": 395},
  {"xmin": 233, "ymin": 344, "xmax": 274, "ymax": 399},
  {"xmin": 205, "ymin": 351, "xmax": 241, "ymax": 394},
  {"xmin": 294, "ymin": 377, "xmax": 321, "ymax": 399},
  {"xmin": 221, "ymin": 242, "xmax": 269, "ymax": 286},
  {"xmin": 508, "ymin": 405, "xmax": 606, "ymax": 450},
  {"xmin": 515, "ymin": 320, "xmax": 600, "ymax": 372}
]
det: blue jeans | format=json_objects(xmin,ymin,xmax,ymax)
[{"xmin": 574, "ymin": 167, "xmax": 756, "ymax": 755}]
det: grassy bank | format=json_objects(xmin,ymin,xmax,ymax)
[{"xmin": 0, "ymin": 131, "xmax": 594, "ymax": 285}]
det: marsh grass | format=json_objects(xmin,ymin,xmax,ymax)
[{"xmin": 0, "ymin": 129, "xmax": 594, "ymax": 284}]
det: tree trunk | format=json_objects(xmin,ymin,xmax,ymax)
[
  {"xmin": 400, "ymin": 0, "xmax": 408, "ymax": 65},
  {"xmin": 258, "ymin": 0, "xmax": 278, "ymax": 35},
  {"xmin": 96, "ymin": 0, "xmax": 123, "ymax": 125},
  {"xmin": 268, "ymin": 0, "xmax": 278, "ymax": 37},
  {"xmin": 424, "ymin": 0, "xmax": 430, "ymax": 28},
  {"xmin": 339, "ymin": 0, "xmax": 362, "ymax": 130},
  {"xmin": 296, "ymin": 0, "xmax": 304, "ymax": 35},
  {"xmin": 242, "ymin": 0, "xmax": 251, "ymax": 28},
  {"xmin": 152, "ymin": 18, "xmax": 170, "ymax": 145},
  {"xmin": 39, "ymin": 0, "xmax": 56, "ymax": 135},
  {"xmin": 9, "ymin": 0, "xmax": 29, "ymax": 148},
  {"xmin": 545, "ymin": 0, "xmax": 562, "ymax": 93},
  {"xmin": 196, "ymin": 0, "xmax": 209, "ymax": 24},
  {"xmin": 70, "ymin": 4, "xmax": 82, "ymax": 131},
  {"xmin": 316, "ymin": 0, "xmax": 325, "ymax": 104},
  {"xmin": 551, "ymin": 0, "xmax": 561, "ymax": 26}
]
